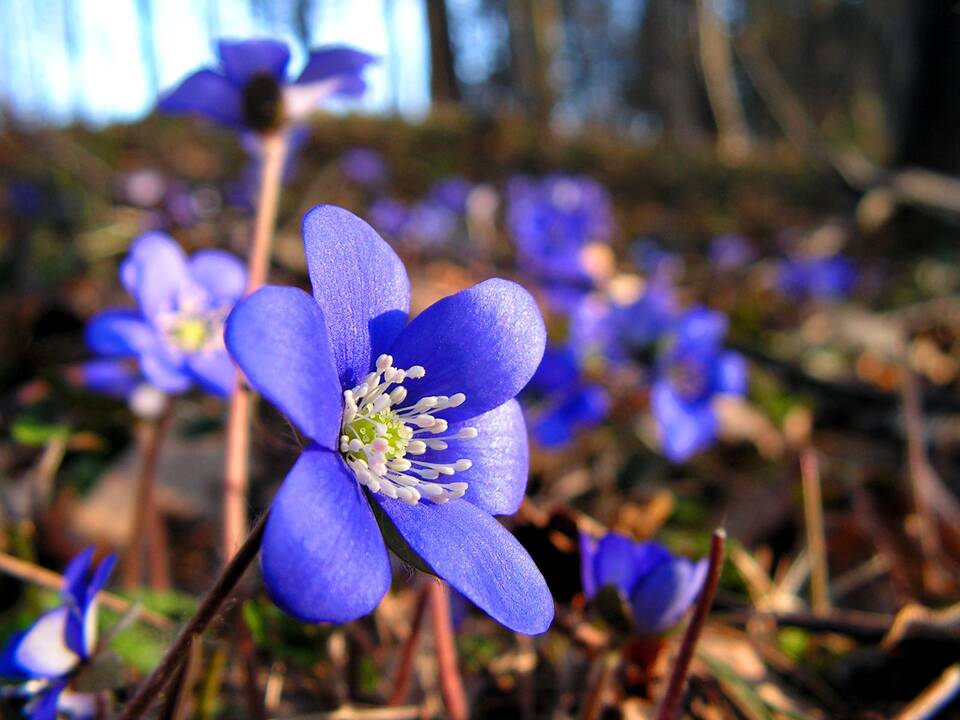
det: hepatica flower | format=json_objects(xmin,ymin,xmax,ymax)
[
  {"xmin": 86, "ymin": 233, "xmax": 246, "ymax": 398},
  {"xmin": 523, "ymin": 346, "xmax": 609, "ymax": 449},
  {"xmin": 0, "ymin": 548, "xmax": 116, "ymax": 719},
  {"xmin": 507, "ymin": 174, "xmax": 613, "ymax": 287},
  {"xmin": 580, "ymin": 532, "xmax": 707, "ymax": 635},
  {"xmin": 159, "ymin": 39, "xmax": 376, "ymax": 133},
  {"xmin": 225, "ymin": 205, "xmax": 553, "ymax": 633},
  {"xmin": 777, "ymin": 253, "xmax": 856, "ymax": 300},
  {"xmin": 340, "ymin": 148, "xmax": 387, "ymax": 187},
  {"xmin": 652, "ymin": 308, "xmax": 747, "ymax": 462}
]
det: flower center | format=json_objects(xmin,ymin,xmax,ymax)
[
  {"xmin": 669, "ymin": 357, "xmax": 709, "ymax": 402},
  {"xmin": 340, "ymin": 354, "xmax": 477, "ymax": 505},
  {"xmin": 156, "ymin": 289, "xmax": 228, "ymax": 354},
  {"xmin": 242, "ymin": 72, "xmax": 282, "ymax": 132}
]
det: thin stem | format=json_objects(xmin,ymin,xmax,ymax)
[
  {"xmin": 120, "ymin": 510, "xmax": 269, "ymax": 720},
  {"xmin": 223, "ymin": 130, "xmax": 288, "ymax": 562},
  {"xmin": 388, "ymin": 581, "xmax": 431, "ymax": 705},
  {"xmin": 580, "ymin": 650, "xmax": 621, "ymax": 720},
  {"xmin": 800, "ymin": 447, "xmax": 830, "ymax": 612},
  {"xmin": 122, "ymin": 399, "xmax": 174, "ymax": 590},
  {"xmin": 0, "ymin": 551, "xmax": 172, "ymax": 630},
  {"xmin": 159, "ymin": 633, "xmax": 202, "ymax": 720},
  {"xmin": 428, "ymin": 579, "xmax": 468, "ymax": 720},
  {"xmin": 655, "ymin": 528, "xmax": 726, "ymax": 720}
]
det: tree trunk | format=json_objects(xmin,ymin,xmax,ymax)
[{"xmin": 426, "ymin": 0, "xmax": 460, "ymax": 103}]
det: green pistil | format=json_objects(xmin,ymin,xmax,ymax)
[
  {"xmin": 171, "ymin": 317, "xmax": 210, "ymax": 353},
  {"xmin": 345, "ymin": 411, "xmax": 409, "ymax": 464}
]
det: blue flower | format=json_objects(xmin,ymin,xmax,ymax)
[
  {"xmin": 224, "ymin": 205, "xmax": 553, "ymax": 634},
  {"xmin": 777, "ymin": 254, "xmax": 856, "ymax": 300},
  {"xmin": 523, "ymin": 346, "xmax": 609, "ymax": 448},
  {"xmin": 709, "ymin": 233, "xmax": 755, "ymax": 271},
  {"xmin": 159, "ymin": 39, "xmax": 376, "ymax": 132},
  {"xmin": 427, "ymin": 177, "xmax": 473, "ymax": 214},
  {"xmin": 580, "ymin": 532, "xmax": 707, "ymax": 635},
  {"xmin": 368, "ymin": 197, "xmax": 411, "ymax": 238},
  {"xmin": 652, "ymin": 308, "xmax": 747, "ymax": 462},
  {"xmin": 403, "ymin": 201, "xmax": 458, "ymax": 250},
  {"xmin": 507, "ymin": 175, "xmax": 613, "ymax": 286},
  {"xmin": 0, "ymin": 548, "xmax": 116, "ymax": 719},
  {"xmin": 86, "ymin": 233, "xmax": 246, "ymax": 398},
  {"xmin": 630, "ymin": 238, "xmax": 684, "ymax": 282},
  {"xmin": 340, "ymin": 148, "xmax": 387, "ymax": 187}
]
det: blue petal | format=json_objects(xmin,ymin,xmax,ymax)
[
  {"xmin": 119, "ymin": 233, "xmax": 189, "ymax": 320},
  {"xmin": 673, "ymin": 307, "xmax": 727, "ymax": 352},
  {"xmin": 26, "ymin": 683, "xmax": 65, "ymax": 720},
  {"xmin": 158, "ymin": 69, "xmax": 243, "ymax": 128},
  {"xmin": 61, "ymin": 548, "xmax": 94, "ymax": 606},
  {"xmin": 532, "ymin": 384, "xmax": 609, "ymax": 448},
  {"xmin": 424, "ymin": 400, "xmax": 529, "ymax": 516},
  {"xmin": 225, "ymin": 286, "xmax": 343, "ymax": 450},
  {"xmin": 296, "ymin": 47, "xmax": 377, "ymax": 85},
  {"xmin": 261, "ymin": 447, "xmax": 391, "ymax": 623},
  {"xmin": 218, "ymin": 39, "xmax": 291, "ymax": 84},
  {"xmin": 715, "ymin": 350, "xmax": 747, "ymax": 396},
  {"xmin": 139, "ymin": 346, "xmax": 191, "ymax": 394},
  {"xmin": 374, "ymin": 496, "xmax": 554, "ymax": 634},
  {"xmin": 631, "ymin": 557, "xmax": 708, "ymax": 634},
  {"xmin": 187, "ymin": 350, "xmax": 236, "ymax": 398},
  {"xmin": 3, "ymin": 608, "xmax": 79, "ymax": 679},
  {"xmin": 579, "ymin": 533, "xmax": 599, "ymax": 598},
  {"xmin": 592, "ymin": 534, "xmax": 670, "ymax": 598},
  {"xmin": 651, "ymin": 383, "xmax": 717, "ymax": 462},
  {"xmin": 80, "ymin": 360, "xmax": 140, "ymax": 398},
  {"xmin": 302, "ymin": 206, "xmax": 410, "ymax": 388},
  {"xmin": 188, "ymin": 250, "xmax": 247, "ymax": 306},
  {"xmin": 389, "ymin": 278, "xmax": 546, "ymax": 424},
  {"xmin": 85, "ymin": 311, "xmax": 155, "ymax": 358},
  {"xmin": 525, "ymin": 345, "xmax": 579, "ymax": 395}
]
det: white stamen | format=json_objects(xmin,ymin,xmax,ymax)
[{"xmin": 337, "ymin": 359, "xmax": 478, "ymax": 505}]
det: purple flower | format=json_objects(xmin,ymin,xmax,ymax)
[
  {"xmin": 523, "ymin": 346, "xmax": 609, "ymax": 448},
  {"xmin": 224, "ymin": 205, "xmax": 553, "ymax": 634},
  {"xmin": 777, "ymin": 254, "xmax": 856, "ymax": 300},
  {"xmin": 368, "ymin": 197, "xmax": 410, "ymax": 238},
  {"xmin": 340, "ymin": 148, "xmax": 387, "ymax": 187},
  {"xmin": 0, "ymin": 548, "xmax": 116, "ymax": 719},
  {"xmin": 86, "ymin": 233, "xmax": 246, "ymax": 398},
  {"xmin": 580, "ymin": 532, "xmax": 707, "ymax": 635},
  {"xmin": 403, "ymin": 201, "xmax": 457, "ymax": 249},
  {"xmin": 427, "ymin": 177, "xmax": 473, "ymax": 213},
  {"xmin": 630, "ymin": 238, "xmax": 684, "ymax": 281},
  {"xmin": 507, "ymin": 175, "xmax": 613, "ymax": 286},
  {"xmin": 652, "ymin": 308, "xmax": 747, "ymax": 462},
  {"xmin": 159, "ymin": 39, "xmax": 376, "ymax": 132},
  {"xmin": 709, "ymin": 233, "xmax": 755, "ymax": 271}
]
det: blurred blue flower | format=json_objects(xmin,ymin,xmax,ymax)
[
  {"xmin": 709, "ymin": 233, "xmax": 755, "ymax": 271},
  {"xmin": 403, "ymin": 201, "xmax": 458, "ymax": 250},
  {"xmin": 427, "ymin": 177, "xmax": 472, "ymax": 213},
  {"xmin": 778, "ymin": 254, "xmax": 856, "ymax": 300},
  {"xmin": 86, "ymin": 233, "xmax": 246, "ymax": 397},
  {"xmin": 580, "ymin": 532, "xmax": 707, "ymax": 635},
  {"xmin": 159, "ymin": 39, "xmax": 376, "ymax": 132},
  {"xmin": 369, "ymin": 197, "xmax": 411, "ymax": 238},
  {"xmin": 0, "ymin": 548, "xmax": 116, "ymax": 719},
  {"xmin": 523, "ymin": 346, "xmax": 609, "ymax": 448},
  {"xmin": 652, "ymin": 308, "xmax": 747, "ymax": 461},
  {"xmin": 507, "ymin": 175, "xmax": 613, "ymax": 286},
  {"xmin": 224, "ymin": 205, "xmax": 553, "ymax": 634},
  {"xmin": 630, "ymin": 238, "xmax": 683, "ymax": 282},
  {"xmin": 340, "ymin": 148, "xmax": 387, "ymax": 187}
]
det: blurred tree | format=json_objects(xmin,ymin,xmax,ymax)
[{"xmin": 426, "ymin": 0, "xmax": 461, "ymax": 102}]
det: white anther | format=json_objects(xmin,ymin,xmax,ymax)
[
  {"xmin": 407, "ymin": 440, "xmax": 426, "ymax": 454},
  {"xmin": 425, "ymin": 440, "xmax": 448, "ymax": 451},
  {"xmin": 390, "ymin": 387, "xmax": 407, "ymax": 404},
  {"xmin": 413, "ymin": 415, "xmax": 436, "ymax": 428},
  {"xmin": 457, "ymin": 427, "xmax": 478, "ymax": 439},
  {"xmin": 406, "ymin": 365, "xmax": 425, "ymax": 378},
  {"xmin": 376, "ymin": 354, "xmax": 393, "ymax": 372},
  {"xmin": 448, "ymin": 393, "xmax": 466, "ymax": 407},
  {"xmin": 454, "ymin": 459, "xmax": 473, "ymax": 472}
]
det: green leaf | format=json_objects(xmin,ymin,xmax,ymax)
[{"xmin": 11, "ymin": 418, "xmax": 70, "ymax": 446}]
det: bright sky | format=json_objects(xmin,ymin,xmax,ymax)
[{"xmin": 0, "ymin": 0, "xmax": 432, "ymax": 127}]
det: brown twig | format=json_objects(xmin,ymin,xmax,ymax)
[
  {"xmin": 428, "ymin": 579, "xmax": 468, "ymax": 720},
  {"xmin": 580, "ymin": 650, "xmax": 621, "ymax": 720},
  {"xmin": 119, "ymin": 510, "xmax": 269, "ymax": 720},
  {"xmin": 0, "ymin": 551, "xmax": 172, "ymax": 630},
  {"xmin": 121, "ymin": 399, "xmax": 174, "ymax": 591},
  {"xmin": 894, "ymin": 664, "xmax": 960, "ymax": 720},
  {"xmin": 223, "ymin": 130, "xmax": 287, "ymax": 562},
  {"xmin": 159, "ymin": 633, "xmax": 202, "ymax": 720},
  {"xmin": 388, "ymin": 582, "xmax": 431, "ymax": 706},
  {"xmin": 655, "ymin": 528, "xmax": 726, "ymax": 720},
  {"xmin": 800, "ymin": 448, "xmax": 830, "ymax": 612}
]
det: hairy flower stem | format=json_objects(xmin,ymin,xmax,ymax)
[
  {"xmin": 121, "ymin": 399, "xmax": 174, "ymax": 591},
  {"xmin": 388, "ymin": 580, "xmax": 431, "ymax": 706},
  {"xmin": 580, "ymin": 649, "xmax": 621, "ymax": 720},
  {"xmin": 119, "ymin": 510, "xmax": 269, "ymax": 720},
  {"xmin": 429, "ymin": 579, "xmax": 468, "ymax": 720},
  {"xmin": 223, "ymin": 130, "xmax": 287, "ymax": 561},
  {"xmin": 655, "ymin": 528, "xmax": 726, "ymax": 720}
]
